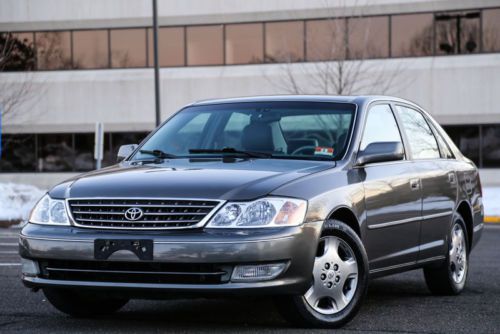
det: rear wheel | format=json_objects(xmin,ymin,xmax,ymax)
[
  {"xmin": 424, "ymin": 213, "xmax": 469, "ymax": 295},
  {"xmin": 43, "ymin": 288, "xmax": 128, "ymax": 317},
  {"xmin": 277, "ymin": 220, "xmax": 369, "ymax": 328}
]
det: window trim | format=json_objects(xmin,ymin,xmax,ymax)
[
  {"xmin": 393, "ymin": 103, "xmax": 443, "ymax": 161},
  {"xmin": 355, "ymin": 101, "xmax": 408, "ymax": 166}
]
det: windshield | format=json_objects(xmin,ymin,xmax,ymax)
[{"xmin": 132, "ymin": 101, "xmax": 356, "ymax": 161}]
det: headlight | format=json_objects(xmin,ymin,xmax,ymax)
[
  {"xmin": 29, "ymin": 194, "xmax": 70, "ymax": 225},
  {"xmin": 207, "ymin": 197, "xmax": 307, "ymax": 228}
]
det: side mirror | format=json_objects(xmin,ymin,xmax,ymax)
[
  {"xmin": 356, "ymin": 142, "xmax": 404, "ymax": 166},
  {"xmin": 117, "ymin": 144, "xmax": 138, "ymax": 162}
]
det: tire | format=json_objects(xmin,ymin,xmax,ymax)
[
  {"xmin": 424, "ymin": 213, "xmax": 469, "ymax": 295},
  {"xmin": 276, "ymin": 220, "xmax": 369, "ymax": 328},
  {"xmin": 43, "ymin": 288, "xmax": 128, "ymax": 317}
]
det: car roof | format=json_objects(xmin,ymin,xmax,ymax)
[{"xmin": 191, "ymin": 95, "xmax": 421, "ymax": 109}]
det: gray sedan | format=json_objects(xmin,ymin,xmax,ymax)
[{"xmin": 19, "ymin": 95, "xmax": 483, "ymax": 328}]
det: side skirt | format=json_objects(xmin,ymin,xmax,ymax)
[{"xmin": 368, "ymin": 255, "xmax": 446, "ymax": 279}]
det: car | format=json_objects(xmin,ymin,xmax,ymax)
[{"xmin": 19, "ymin": 95, "xmax": 483, "ymax": 328}]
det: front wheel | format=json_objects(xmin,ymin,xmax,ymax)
[
  {"xmin": 277, "ymin": 220, "xmax": 369, "ymax": 328},
  {"xmin": 43, "ymin": 288, "xmax": 129, "ymax": 317},
  {"xmin": 424, "ymin": 213, "xmax": 469, "ymax": 295}
]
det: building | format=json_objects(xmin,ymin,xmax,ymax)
[{"xmin": 0, "ymin": 0, "xmax": 499, "ymax": 188}]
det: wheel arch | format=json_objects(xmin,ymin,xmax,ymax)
[
  {"xmin": 456, "ymin": 200, "xmax": 474, "ymax": 250},
  {"xmin": 327, "ymin": 206, "xmax": 361, "ymax": 238}
]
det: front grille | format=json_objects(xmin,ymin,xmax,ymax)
[
  {"xmin": 68, "ymin": 198, "xmax": 221, "ymax": 229},
  {"xmin": 39, "ymin": 260, "xmax": 232, "ymax": 284}
]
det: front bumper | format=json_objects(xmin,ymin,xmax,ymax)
[{"xmin": 19, "ymin": 222, "xmax": 322, "ymax": 296}]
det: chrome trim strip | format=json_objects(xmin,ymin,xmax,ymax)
[
  {"xmin": 20, "ymin": 235, "xmax": 294, "ymax": 245},
  {"xmin": 473, "ymin": 223, "xmax": 484, "ymax": 232},
  {"xmin": 368, "ymin": 211, "xmax": 453, "ymax": 230},
  {"xmin": 153, "ymin": 236, "xmax": 294, "ymax": 244},
  {"xmin": 417, "ymin": 255, "xmax": 446, "ymax": 264},
  {"xmin": 369, "ymin": 255, "xmax": 445, "ymax": 274},
  {"xmin": 65, "ymin": 197, "xmax": 226, "ymax": 231},
  {"xmin": 369, "ymin": 261, "xmax": 416, "ymax": 274},
  {"xmin": 422, "ymin": 211, "xmax": 454, "ymax": 220},
  {"xmin": 368, "ymin": 216, "xmax": 421, "ymax": 230},
  {"xmin": 71, "ymin": 211, "xmax": 208, "ymax": 216},
  {"xmin": 20, "ymin": 236, "xmax": 93, "ymax": 243}
]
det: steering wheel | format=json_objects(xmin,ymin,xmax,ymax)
[{"xmin": 292, "ymin": 146, "xmax": 317, "ymax": 156}]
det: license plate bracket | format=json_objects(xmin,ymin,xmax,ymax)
[{"xmin": 94, "ymin": 239, "xmax": 153, "ymax": 261}]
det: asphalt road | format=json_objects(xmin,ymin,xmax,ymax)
[{"xmin": 1, "ymin": 225, "xmax": 499, "ymax": 334}]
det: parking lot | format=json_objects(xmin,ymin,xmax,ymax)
[{"xmin": 1, "ymin": 225, "xmax": 499, "ymax": 334}]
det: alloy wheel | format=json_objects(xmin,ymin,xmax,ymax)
[
  {"xmin": 304, "ymin": 236, "xmax": 358, "ymax": 315},
  {"xmin": 450, "ymin": 223, "xmax": 467, "ymax": 284}
]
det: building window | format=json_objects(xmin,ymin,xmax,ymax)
[
  {"xmin": 306, "ymin": 19, "xmax": 346, "ymax": 61},
  {"xmin": 186, "ymin": 25, "xmax": 223, "ymax": 66},
  {"xmin": 72, "ymin": 29, "xmax": 109, "ymax": 69},
  {"xmin": 109, "ymin": 132, "xmax": 148, "ymax": 165},
  {"xmin": 110, "ymin": 29, "xmax": 147, "ymax": 68},
  {"xmin": 225, "ymin": 23, "xmax": 263, "ymax": 65},
  {"xmin": 0, "ymin": 32, "xmax": 36, "ymax": 71},
  {"xmin": 37, "ymin": 134, "xmax": 74, "ymax": 172},
  {"xmin": 74, "ymin": 133, "xmax": 95, "ymax": 171},
  {"xmin": 35, "ymin": 31, "xmax": 72, "ymax": 70},
  {"xmin": 435, "ymin": 11, "xmax": 480, "ymax": 55},
  {"xmin": 483, "ymin": 8, "xmax": 500, "ymax": 52},
  {"xmin": 348, "ymin": 16, "xmax": 389, "ymax": 59},
  {"xmin": 391, "ymin": 14, "xmax": 434, "ymax": 57},
  {"xmin": 482, "ymin": 125, "xmax": 500, "ymax": 168},
  {"xmin": 265, "ymin": 21, "xmax": 304, "ymax": 62},
  {"xmin": 443, "ymin": 125, "xmax": 480, "ymax": 166},
  {"xmin": 0, "ymin": 134, "xmax": 36, "ymax": 171},
  {"xmin": 147, "ymin": 27, "xmax": 185, "ymax": 67}
]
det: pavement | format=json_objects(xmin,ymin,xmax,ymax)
[{"xmin": 0, "ymin": 225, "xmax": 499, "ymax": 334}]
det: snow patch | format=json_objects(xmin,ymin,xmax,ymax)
[
  {"xmin": 483, "ymin": 187, "xmax": 500, "ymax": 217},
  {"xmin": 0, "ymin": 183, "xmax": 45, "ymax": 222}
]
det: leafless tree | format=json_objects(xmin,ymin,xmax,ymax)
[
  {"xmin": 267, "ymin": 0, "xmax": 409, "ymax": 97},
  {"xmin": 0, "ymin": 32, "xmax": 45, "ymax": 156},
  {"xmin": 0, "ymin": 33, "xmax": 41, "ymax": 121}
]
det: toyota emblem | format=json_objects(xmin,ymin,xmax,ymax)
[{"xmin": 124, "ymin": 207, "xmax": 144, "ymax": 221}]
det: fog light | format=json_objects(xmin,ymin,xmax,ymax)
[
  {"xmin": 231, "ymin": 262, "xmax": 288, "ymax": 282},
  {"xmin": 21, "ymin": 259, "xmax": 39, "ymax": 277}
]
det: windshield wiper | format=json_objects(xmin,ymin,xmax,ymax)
[
  {"xmin": 139, "ymin": 149, "xmax": 177, "ymax": 159},
  {"xmin": 189, "ymin": 147, "xmax": 272, "ymax": 158}
]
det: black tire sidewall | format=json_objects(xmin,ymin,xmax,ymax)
[{"xmin": 291, "ymin": 219, "xmax": 369, "ymax": 328}]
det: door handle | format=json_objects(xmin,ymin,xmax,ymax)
[{"xmin": 410, "ymin": 178, "xmax": 420, "ymax": 190}]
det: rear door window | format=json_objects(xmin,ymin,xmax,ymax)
[{"xmin": 395, "ymin": 106, "xmax": 440, "ymax": 159}]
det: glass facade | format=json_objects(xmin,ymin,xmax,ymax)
[
  {"xmin": 306, "ymin": 19, "xmax": 346, "ymax": 61},
  {"xmin": 225, "ymin": 23, "xmax": 263, "ymax": 64},
  {"xmin": 1, "ymin": 126, "xmax": 499, "ymax": 172},
  {"xmin": 435, "ymin": 11, "xmax": 480, "ymax": 55},
  {"xmin": 110, "ymin": 29, "xmax": 147, "ymax": 68},
  {"xmin": 348, "ymin": 16, "xmax": 389, "ymax": 59},
  {"xmin": 72, "ymin": 29, "xmax": 109, "ymax": 69},
  {"xmin": 391, "ymin": 14, "xmax": 434, "ymax": 57},
  {"xmin": 265, "ymin": 21, "xmax": 304, "ymax": 62},
  {"xmin": 0, "ymin": 132, "xmax": 149, "ymax": 172},
  {"xmin": 483, "ymin": 8, "xmax": 500, "ymax": 52},
  {"xmin": 186, "ymin": 25, "xmax": 223, "ymax": 65},
  {"xmin": 35, "ymin": 31, "xmax": 72, "ymax": 70},
  {"xmin": 1, "ymin": 7, "xmax": 499, "ymax": 71},
  {"xmin": 147, "ymin": 27, "xmax": 185, "ymax": 67}
]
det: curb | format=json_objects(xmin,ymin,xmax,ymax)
[{"xmin": 484, "ymin": 216, "xmax": 500, "ymax": 223}]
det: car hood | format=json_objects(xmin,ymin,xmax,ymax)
[{"xmin": 49, "ymin": 158, "xmax": 335, "ymax": 200}]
